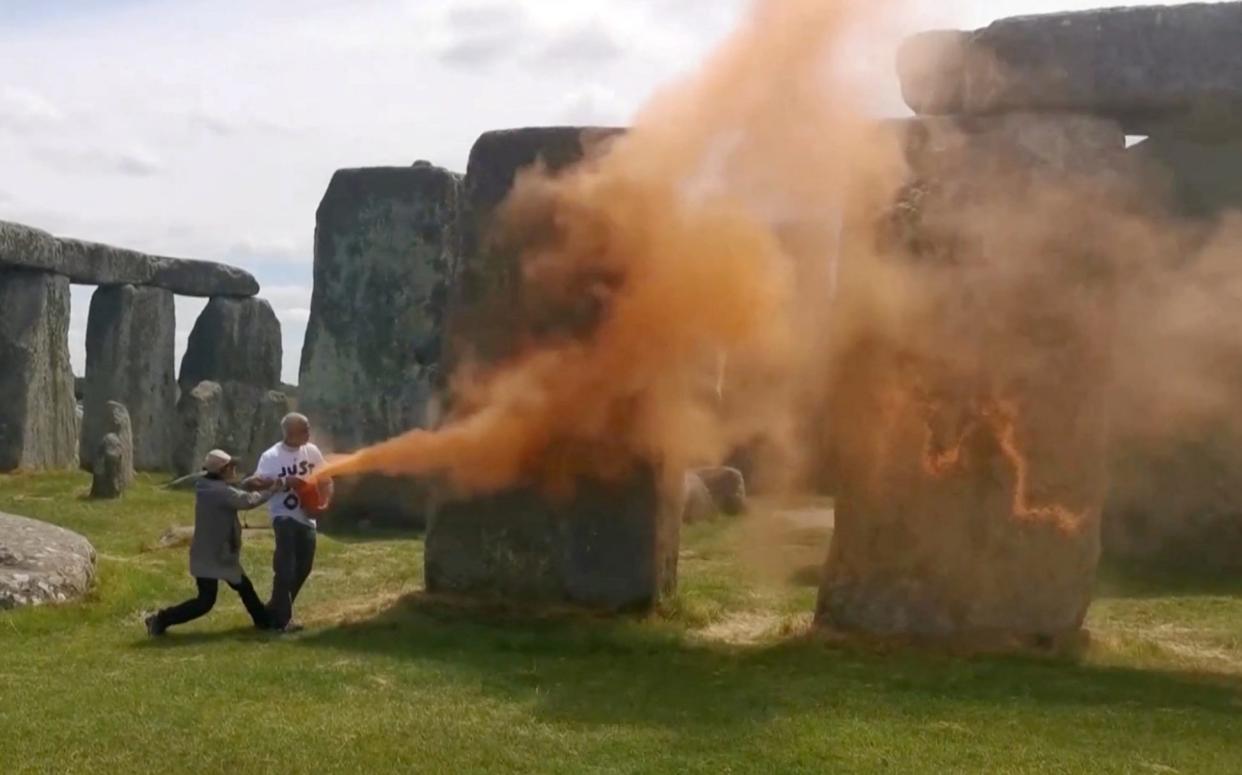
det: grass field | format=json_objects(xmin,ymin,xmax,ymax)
[{"xmin": 2, "ymin": 471, "xmax": 1240, "ymax": 774}]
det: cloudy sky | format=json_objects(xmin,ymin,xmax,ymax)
[{"xmin": 0, "ymin": 0, "xmax": 1197, "ymax": 383}]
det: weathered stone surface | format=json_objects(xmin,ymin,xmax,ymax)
[
  {"xmin": 85, "ymin": 401, "xmax": 134, "ymax": 488},
  {"xmin": 81, "ymin": 285, "xmax": 177, "ymax": 471},
  {"xmin": 427, "ymin": 126, "xmax": 683, "ymax": 609},
  {"xmin": 1129, "ymin": 136, "xmax": 1242, "ymax": 219},
  {"xmin": 0, "ymin": 511, "xmax": 96, "ymax": 609},
  {"xmin": 0, "ymin": 268, "xmax": 78, "ymax": 471},
  {"xmin": 90, "ymin": 433, "xmax": 128, "ymax": 499},
  {"xmin": 816, "ymin": 115, "xmax": 1120, "ymax": 638},
  {"xmin": 680, "ymin": 472, "xmax": 715, "ymax": 524},
  {"xmin": 694, "ymin": 467, "xmax": 747, "ymax": 516},
  {"xmin": 244, "ymin": 389, "xmax": 291, "ymax": 468},
  {"xmin": 0, "ymin": 220, "xmax": 259, "ymax": 297},
  {"xmin": 449, "ymin": 126, "xmax": 625, "ymax": 365},
  {"xmin": 298, "ymin": 163, "xmax": 462, "ymax": 526},
  {"xmin": 173, "ymin": 381, "xmax": 223, "ymax": 476},
  {"xmin": 300, "ymin": 164, "xmax": 461, "ymax": 450},
  {"xmin": 427, "ymin": 466, "xmax": 681, "ymax": 610},
  {"xmin": 179, "ymin": 297, "xmax": 281, "ymax": 392},
  {"xmin": 898, "ymin": 4, "xmax": 1242, "ymax": 139}
]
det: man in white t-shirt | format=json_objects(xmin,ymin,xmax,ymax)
[{"xmin": 248, "ymin": 412, "xmax": 333, "ymax": 632}]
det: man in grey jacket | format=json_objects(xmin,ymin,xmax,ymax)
[{"xmin": 145, "ymin": 450, "xmax": 283, "ymax": 636}]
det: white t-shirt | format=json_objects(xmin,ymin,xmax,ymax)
[{"xmin": 255, "ymin": 442, "xmax": 327, "ymax": 528}]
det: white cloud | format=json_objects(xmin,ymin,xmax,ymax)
[
  {"xmin": 32, "ymin": 142, "xmax": 162, "ymax": 177},
  {"xmin": 0, "ymin": 85, "xmax": 62, "ymax": 133},
  {"xmin": 534, "ymin": 20, "xmax": 624, "ymax": 69},
  {"xmin": 559, "ymin": 84, "xmax": 629, "ymax": 126}
]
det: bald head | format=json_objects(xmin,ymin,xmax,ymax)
[{"xmin": 281, "ymin": 413, "xmax": 310, "ymax": 448}]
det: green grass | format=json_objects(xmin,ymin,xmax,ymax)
[{"xmin": 2, "ymin": 472, "xmax": 1241, "ymax": 774}]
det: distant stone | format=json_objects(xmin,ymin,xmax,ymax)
[
  {"xmin": 0, "ymin": 511, "xmax": 96, "ymax": 609},
  {"xmin": 90, "ymin": 433, "xmax": 128, "ymax": 499},
  {"xmin": 173, "ymin": 381, "xmax": 223, "ymax": 477},
  {"xmin": 156, "ymin": 525, "xmax": 195, "ymax": 549},
  {"xmin": 81, "ymin": 285, "xmax": 177, "ymax": 471},
  {"xmin": 898, "ymin": 5, "xmax": 1242, "ymax": 139},
  {"xmin": 426, "ymin": 465, "xmax": 681, "ymax": 610},
  {"xmin": 681, "ymin": 472, "xmax": 715, "ymax": 524},
  {"xmin": 0, "ymin": 221, "xmax": 258, "ymax": 297},
  {"xmin": 0, "ymin": 268, "xmax": 77, "ymax": 471},
  {"xmin": 694, "ymin": 467, "xmax": 747, "ymax": 516},
  {"xmin": 179, "ymin": 297, "xmax": 282, "ymax": 392},
  {"xmin": 245, "ymin": 390, "xmax": 290, "ymax": 467},
  {"xmin": 89, "ymin": 402, "xmax": 134, "ymax": 487}
]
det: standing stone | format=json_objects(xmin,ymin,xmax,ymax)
[
  {"xmin": 173, "ymin": 381, "xmax": 223, "ymax": 477},
  {"xmin": 898, "ymin": 4, "xmax": 1242, "ymax": 139},
  {"xmin": 816, "ymin": 115, "xmax": 1122, "ymax": 639},
  {"xmin": 427, "ymin": 465, "xmax": 681, "ymax": 609},
  {"xmin": 694, "ymin": 467, "xmax": 747, "ymax": 516},
  {"xmin": 0, "ymin": 268, "xmax": 77, "ymax": 471},
  {"xmin": 428, "ymin": 127, "xmax": 678, "ymax": 611},
  {"xmin": 90, "ymin": 433, "xmax": 128, "ymax": 499},
  {"xmin": 179, "ymin": 297, "xmax": 281, "ymax": 393},
  {"xmin": 81, "ymin": 284, "xmax": 176, "ymax": 471},
  {"xmin": 299, "ymin": 163, "xmax": 463, "ymax": 527},
  {"xmin": 244, "ymin": 389, "xmax": 291, "ymax": 468},
  {"xmin": 93, "ymin": 401, "xmax": 134, "ymax": 487},
  {"xmin": 680, "ymin": 472, "xmax": 716, "ymax": 525},
  {"xmin": 1101, "ymin": 136, "xmax": 1242, "ymax": 570}
]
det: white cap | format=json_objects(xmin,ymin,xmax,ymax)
[{"xmin": 202, "ymin": 449, "xmax": 233, "ymax": 474}]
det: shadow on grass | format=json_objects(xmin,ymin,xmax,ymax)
[
  {"xmin": 131, "ymin": 626, "xmax": 275, "ymax": 649},
  {"xmin": 298, "ymin": 592, "xmax": 1242, "ymax": 731}
]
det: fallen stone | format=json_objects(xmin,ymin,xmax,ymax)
[
  {"xmin": 816, "ymin": 115, "xmax": 1120, "ymax": 638},
  {"xmin": 179, "ymin": 297, "xmax": 282, "ymax": 392},
  {"xmin": 426, "ymin": 465, "xmax": 681, "ymax": 610},
  {"xmin": 0, "ymin": 511, "xmax": 96, "ymax": 609},
  {"xmin": 173, "ymin": 381, "xmax": 224, "ymax": 476},
  {"xmin": 898, "ymin": 5, "xmax": 1242, "ymax": 139},
  {"xmin": 156, "ymin": 525, "xmax": 195, "ymax": 549},
  {"xmin": 694, "ymin": 467, "xmax": 747, "ymax": 516},
  {"xmin": 0, "ymin": 220, "xmax": 258, "ymax": 297},
  {"xmin": 0, "ymin": 268, "xmax": 78, "ymax": 471},
  {"xmin": 81, "ymin": 284, "xmax": 177, "ymax": 471},
  {"xmin": 90, "ymin": 433, "xmax": 128, "ymax": 499},
  {"xmin": 681, "ymin": 472, "xmax": 716, "ymax": 524}
]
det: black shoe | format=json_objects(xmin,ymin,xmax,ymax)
[{"xmin": 145, "ymin": 614, "xmax": 165, "ymax": 637}]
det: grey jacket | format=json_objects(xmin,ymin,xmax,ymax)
[{"xmin": 189, "ymin": 477, "xmax": 274, "ymax": 584}]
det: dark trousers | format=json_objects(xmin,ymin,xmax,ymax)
[
  {"xmin": 268, "ymin": 518, "xmax": 316, "ymax": 628},
  {"xmin": 155, "ymin": 575, "xmax": 269, "ymax": 631}
]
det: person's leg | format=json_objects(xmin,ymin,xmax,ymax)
[
  {"xmin": 152, "ymin": 578, "xmax": 219, "ymax": 632},
  {"xmin": 288, "ymin": 524, "xmax": 317, "ymax": 606},
  {"xmin": 228, "ymin": 574, "xmax": 271, "ymax": 630},
  {"xmin": 267, "ymin": 519, "xmax": 298, "ymax": 629}
]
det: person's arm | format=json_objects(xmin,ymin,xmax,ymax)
[
  {"xmin": 242, "ymin": 453, "xmax": 277, "ymax": 491},
  {"xmin": 223, "ymin": 483, "xmax": 277, "ymax": 511}
]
